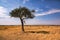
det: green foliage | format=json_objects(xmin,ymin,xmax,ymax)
[{"xmin": 10, "ymin": 7, "xmax": 35, "ymax": 19}]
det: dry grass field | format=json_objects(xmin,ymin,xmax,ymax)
[{"xmin": 0, "ymin": 25, "xmax": 60, "ymax": 40}]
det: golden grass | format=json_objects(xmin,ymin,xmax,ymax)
[{"xmin": 0, "ymin": 25, "xmax": 60, "ymax": 40}]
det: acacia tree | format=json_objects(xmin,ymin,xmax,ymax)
[{"xmin": 10, "ymin": 7, "xmax": 35, "ymax": 32}]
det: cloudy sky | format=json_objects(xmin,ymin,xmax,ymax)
[{"xmin": 0, "ymin": 0, "xmax": 60, "ymax": 25}]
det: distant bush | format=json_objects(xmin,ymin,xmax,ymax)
[{"xmin": 0, "ymin": 27, "xmax": 8, "ymax": 30}]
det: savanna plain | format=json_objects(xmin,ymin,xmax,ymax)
[{"xmin": 0, "ymin": 25, "xmax": 60, "ymax": 40}]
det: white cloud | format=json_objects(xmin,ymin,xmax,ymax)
[
  {"xmin": 35, "ymin": 8, "xmax": 39, "ymax": 12},
  {"xmin": 23, "ymin": 0, "xmax": 29, "ymax": 4},
  {"xmin": 0, "ymin": 18, "xmax": 20, "ymax": 25},
  {"xmin": 35, "ymin": 9, "xmax": 60, "ymax": 16},
  {"xmin": 24, "ymin": 19, "xmax": 41, "ymax": 25},
  {"xmin": 0, "ymin": 6, "xmax": 10, "ymax": 18},
  {"xmin": 35, "ymin": 8, "xmax": 43, "ymax": 12}
]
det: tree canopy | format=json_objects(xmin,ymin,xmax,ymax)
[{"xmin": 10, "ymin": 7, "xmax": 35, "ymax": 19}]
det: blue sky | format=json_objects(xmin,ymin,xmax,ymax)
[{"xmin": 0, "ymin": 0, "xmax": 60, "ymax": 25}]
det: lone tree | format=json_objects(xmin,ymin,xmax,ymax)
[{"xmin": 10, "ymin": 7, "xmax": 35, "ymax": 32}]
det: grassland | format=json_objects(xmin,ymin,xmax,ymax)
[{"xmin": 0, "ymin": 25, "xmax": 60, "ymax": 40}]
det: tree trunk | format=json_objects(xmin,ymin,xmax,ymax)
[{"xmin": 20, "ymin": 18, "xmax": 24, "ymax": 32}]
